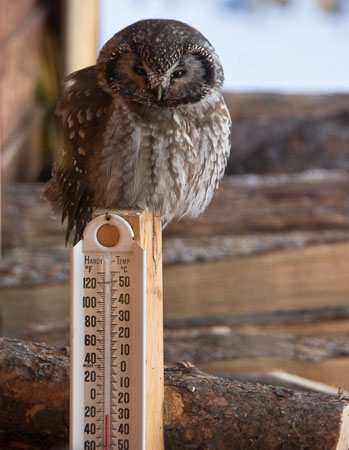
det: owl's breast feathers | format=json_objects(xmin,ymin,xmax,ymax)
[
  {"xmin": 43, "ymin": 66, "xmax": 112, "ymax": 244},
  {"xmin": 95, "ymin": 89, "xmax": 231, "ymax": 226}
]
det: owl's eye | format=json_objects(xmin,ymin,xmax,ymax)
[
  {"xmin": 134, "ymin": 67, "xmax": 147, "ymax": 76},
  {"xmin": 171, "ymin": 69, "xmax": 187, "ymax": 79}
]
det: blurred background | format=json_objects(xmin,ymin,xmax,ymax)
[{"xmin": 1, "ymin": 0, "xmax": 349, "ymax": 403}]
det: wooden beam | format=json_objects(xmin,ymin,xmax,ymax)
[
  {"xmin": 164, "ymin": 326, "xmax": 349, "ymax": 365},
  {"xmin": 163, "ymin": 242, "xmax": 349, "ymax": 319},
  {"xmin": 223, "ymin": 93, "xmax": 349, "ymax": 174},
  {"xmin": 64, "ymin": 0, "xmax": 100, "ymax": 75}
]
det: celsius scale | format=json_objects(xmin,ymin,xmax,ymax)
[{"xmin": 70, "ymin": 213, "xmax": 146, "ymax": 450}]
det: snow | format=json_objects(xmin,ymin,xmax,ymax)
[{"xmin": 99, "ymin": 0, "xmax": 349, "ymax": 93}]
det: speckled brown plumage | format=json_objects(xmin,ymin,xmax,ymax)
[{"xmin": 43, "ymin": 19, "xmax": 231, "ymax": 245}]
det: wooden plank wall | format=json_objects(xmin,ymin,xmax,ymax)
[{"xmin": 0, "ymin": 0, "xmax": 47, "ymax": 184}]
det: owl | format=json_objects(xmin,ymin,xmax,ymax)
[{"xmin": 44, "ymin": 19, "xmax": 231, "ymax": 244}]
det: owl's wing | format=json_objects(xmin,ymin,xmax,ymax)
[{"xmin": 43, "ymin": 65, "xmax": 113, "ymax": 245}]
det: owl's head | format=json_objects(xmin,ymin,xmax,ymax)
[{"xmin": 96, "ymin": 19, "xmax": 224, "ymax": 108}]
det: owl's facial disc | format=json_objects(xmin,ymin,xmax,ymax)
[{"xmin": 105, "ymin": 49, "xmax": 215, "ymax": 107}]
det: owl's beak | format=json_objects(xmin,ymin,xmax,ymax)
[
  {"xmin": 155, "ymin": 85, "xmax": 163, "ymax": 102},
  {"xmin": 148, "ymin": 74, "xmax": 165, "ymax": 101}
]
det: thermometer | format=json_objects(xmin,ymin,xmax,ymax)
[{"xmin": 70, "ymin": 213, "xmax": 146, "ymax": 450}]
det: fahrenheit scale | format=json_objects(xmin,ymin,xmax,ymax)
[{"xmin": 71, "ymin": 214, "xmax": 146, "ymax": 450}]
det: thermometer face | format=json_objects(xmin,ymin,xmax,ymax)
[{"xmin": 71, "ymin": 214, "xmax": 146, "ymax": 450}]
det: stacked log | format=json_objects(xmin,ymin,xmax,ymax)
[{"xmin": 0, "ymin": 338, "xmax": 348, "ymax": 450}]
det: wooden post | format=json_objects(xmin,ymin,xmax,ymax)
[
  {"xmin": 95, "ymin": 209, "xmax": 164, "ymax": 450},
  {"xmin": 64, "ymin": 0, "xmax": 100, "ymax": 75}
]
